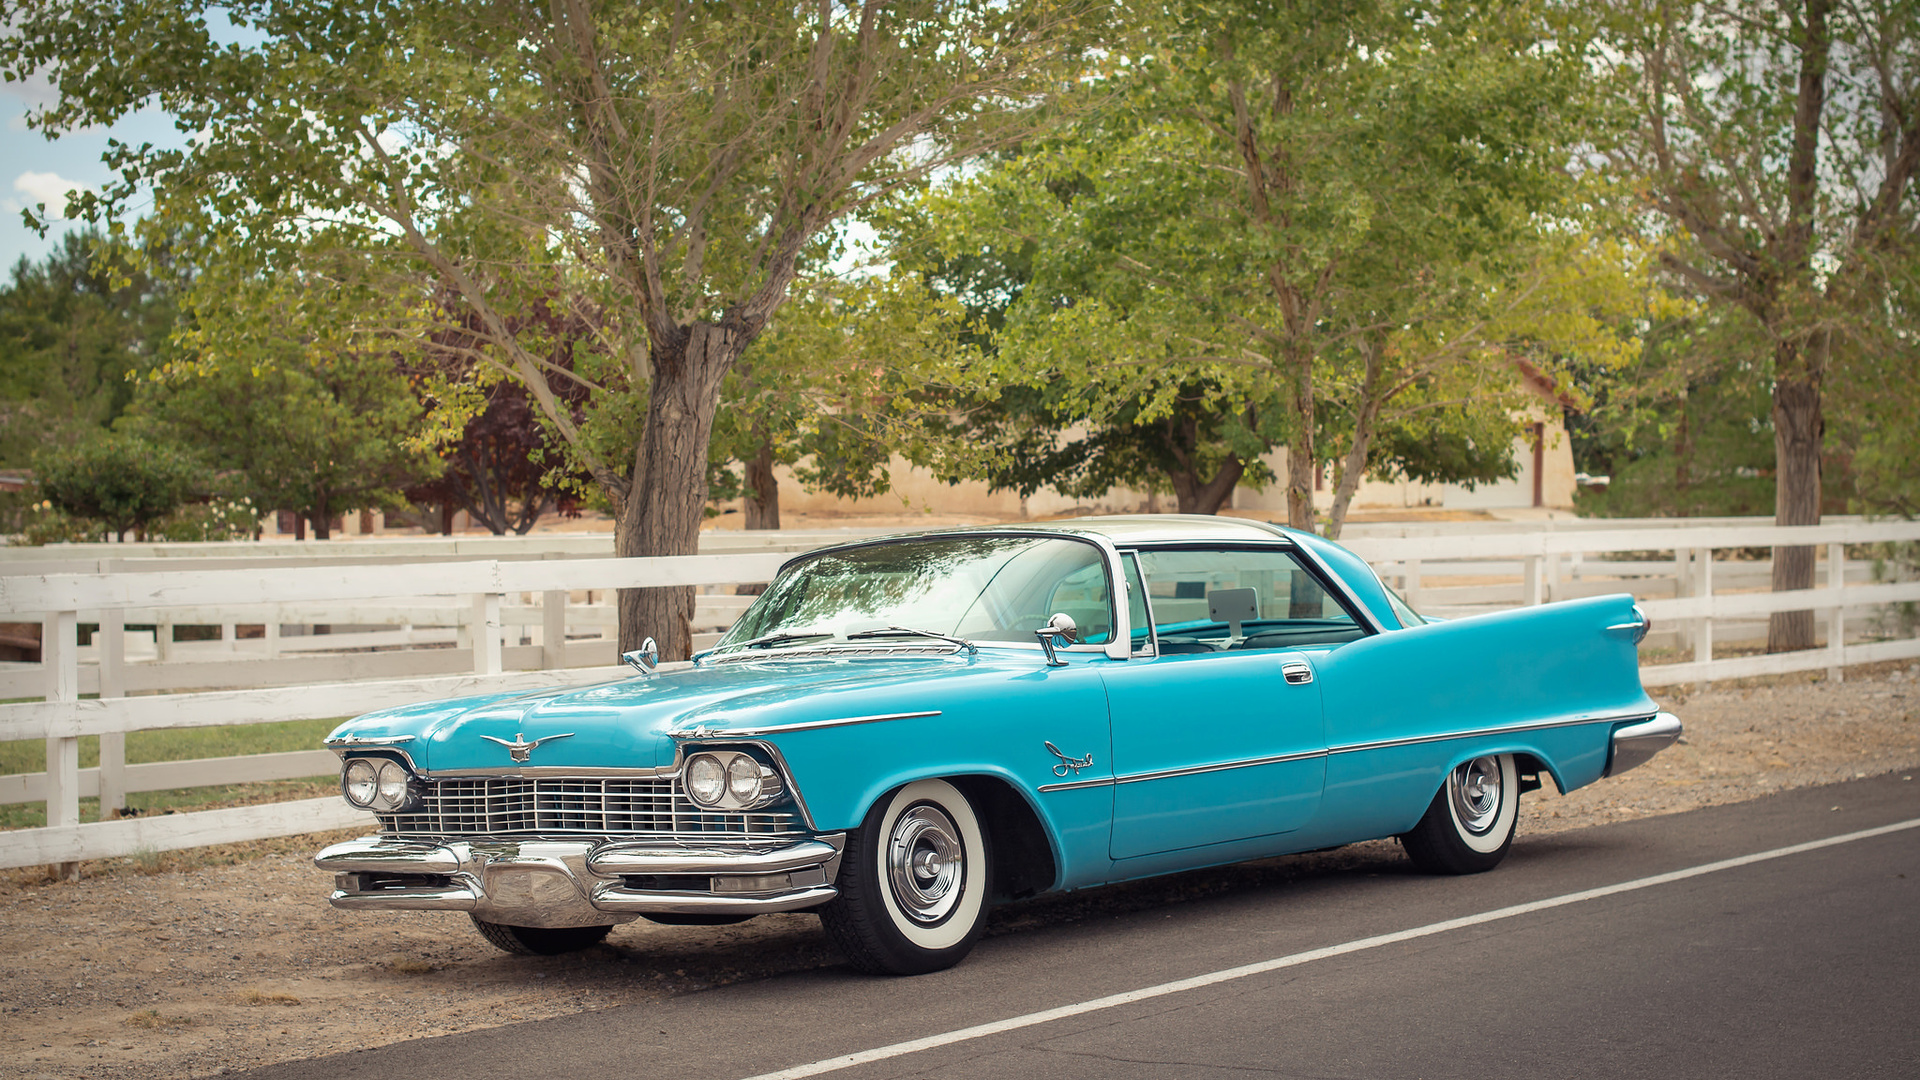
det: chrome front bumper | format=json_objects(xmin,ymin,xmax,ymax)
[
  {"xmin": 1604, "ymin": 712, "xmax": 1683, "ymax": 777},
  {"xmin": 315, "ymin": 834, "xmax": 845, "ymax": 928}
]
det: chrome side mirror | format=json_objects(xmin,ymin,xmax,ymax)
[
  {"xmin": 622, "ymin": 636, "xmax": 659, "ymax": 675},
  {"xmin": 1034, "ymin": 612, "xmax": 1078, "ymax": 668}
]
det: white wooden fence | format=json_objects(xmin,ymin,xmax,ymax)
[{"xmin": 2, "ymin": 517, "xmax": 1917, "ymax": 870}]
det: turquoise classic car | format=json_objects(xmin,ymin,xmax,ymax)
[{"xmin": 316, "ymin": 516, "xmax": 1680, "ymax": 974}]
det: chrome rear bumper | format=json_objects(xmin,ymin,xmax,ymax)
[
  {"xmin": 316, "ymin": 834, "xmax": 845, "ymax": 928},
  {"xmin": 1604, "ymin": 712, "xmax": 1683, "ymax": 777}
]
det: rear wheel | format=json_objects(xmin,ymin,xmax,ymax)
[
  {"xmin": 1399, "ymin": 754, "xmax": 1519, "ymax": 874},
  {"xmin": 820, "ymin": 779, "xmax": 992, "ymax": 975},
  {"xmin": 470, "ymin": 916, "xmax": 613, "ymax": 955}
]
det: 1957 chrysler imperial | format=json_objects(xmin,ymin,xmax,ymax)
[{"xmin": 316, "ymin": 516, "xmax": 1680, "ymax": 974}]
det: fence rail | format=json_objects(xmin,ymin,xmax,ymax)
[{"xmin": 2, "ymin": 518, "xmax": 1916, "ymax": 870}]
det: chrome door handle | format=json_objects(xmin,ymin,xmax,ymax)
[{"xmin": 1281, "ymin": 659, "xmax": 1314, "ymax": 685}]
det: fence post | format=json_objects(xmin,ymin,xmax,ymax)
[
  {"xmin": 1545, "ymin": 551, "xmax": 1560, "ymax": 603},
  {"xmin": 1694, "ymin": 548, "xmax": 1714, "ymax": 693},
  {"xmin": 1523, "ymin": 554, "xmax": 1544, "ymax": 606},
  {"xmin": 43, "ymin": 609, "xmax": 80, "ymax": 881},
  {"xmin": 97, "ymin": 605, "xmax": 127, "ymax": 819},
  {"xmin": 542, "ymin": 590, "xmax": 569, "ymax": 671},
  {"xmin": 1673, "ymin": 547, "xmax": 1692, "ymax": 654},
  {"xmin": 1827, "ymin": 541, "xmax": 1845, "ymax": 683},
  {"xmin": 1403, "ymin": 559, "xmax": 1422, "ymax": 611},
  {"xmin": 473, "ymin": 592, "xmax": 503, "ymax": 675}
]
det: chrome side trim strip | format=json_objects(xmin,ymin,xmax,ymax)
[
  {"xmin": 677, "ymin": 711, "xmax": 940, "ymax": 738},
  {"xmin": 1038, "ymin": 748, "xmax": 1328, "ymax": 793},
  {"xmin": 1036, "ymin": 776, "xmax": 1117, "ymax": 793},
  {"xmin": 1037, "ymin": 709, "xmax": 1659, "ymax": 793},
  {"xmin": 1114, "ymin": 749, "xmax": 1329, "ymax": 786},
  {"xmin": 1329, "ymin": 710, "xmax": 1656, "ymax": 756}
]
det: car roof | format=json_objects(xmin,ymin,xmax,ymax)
[
  {"xmin": 1031, "ymin": 514, "xmax": 1295, "ymax": 546},
  {"xmin": 799, "ymin": 515, "xmax": 1299, "ymax": 551}
]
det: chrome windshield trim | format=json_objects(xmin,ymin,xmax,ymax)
[
  {"xmin": 704, "ymin": 643, "xmax": 969, "ymax": 664},
  {"xmin": 677, "ymin": 710, "xmax": 941, "ymax": 739},
  {"xmin": 722, "ymin": 530, "xmax": 1130, "ymax": 662},
  {"xmin": 1329, "ymin": 710, "xmax": 1658, "ymax": 756}
]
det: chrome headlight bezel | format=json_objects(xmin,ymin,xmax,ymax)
[
  {"xmin": 340, "ymin": 755, "xmax": 420, "ymax": 813},
  {"xmin": 681, "ymin": 750, "xmax": 786, "ymax": 811},
  {"xmin": 341, "ymin": 758, "xmax": 379, "ymax": 808}
]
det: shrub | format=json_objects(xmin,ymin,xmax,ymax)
[{"xmin": 32, "ymin": 432, "xmax": 208, "ymax": 540}]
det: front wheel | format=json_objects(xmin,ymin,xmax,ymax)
[
  {"xmin": 470, "ymin": 916, "xmax": 613, "ymax": 956},
  {"xmin": 819, "ymin": 778, "xmax": 992, "ymax": 975},
  {"xmin": 1399, "ymin": 754, "xmax": 1519, "ymax": 875}
]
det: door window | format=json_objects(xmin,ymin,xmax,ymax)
[{"xmin": 1132, "ymin": 548, "xmax": 1364, "ymax": 653}]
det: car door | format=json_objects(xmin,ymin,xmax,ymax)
[{"xmin": 1100, "ymin": 546, "xmax": 1337, "ymax": 861}]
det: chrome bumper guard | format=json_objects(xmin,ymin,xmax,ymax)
[
  {"xmin": 315, "ymin": 834, "xmax": 845, "ymax": 928},
  {"xmin": 1604, "ymin": 712, "xmax": 1683, "ymax": 777}
]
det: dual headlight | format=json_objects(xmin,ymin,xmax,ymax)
[
  {"xmin": 682, "ymin": 750, "xmax": 784, "ymax": 811},
  {"xmin": 341, "ymin": 758, "xmax": 418, "ymax": 813}
]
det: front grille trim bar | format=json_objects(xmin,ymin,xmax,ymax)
[{"xmin": 377, "ymin": 775, "xmax": 806, "ymax": 845}]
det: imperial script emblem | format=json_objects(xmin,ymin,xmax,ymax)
[
  {"xmin": 1044, "ymin": 740, "xmax": 1094, "ymax": 777},
  {"xmin": 480, "ymin": 731, "xmax": 575, "ymax": 763}
]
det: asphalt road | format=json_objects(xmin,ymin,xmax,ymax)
[{"xmin": 239, "ymin": 773, "xmax": 1920, "ymax": 1080}]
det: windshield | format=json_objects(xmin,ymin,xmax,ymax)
[{"xmin": 713, "ymin": 535, "xmax": 1115, "ymax": 653}]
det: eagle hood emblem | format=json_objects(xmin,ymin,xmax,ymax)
[{"xmin": 480, "ymin": 731, "xmax": 575, "ymax": 763}]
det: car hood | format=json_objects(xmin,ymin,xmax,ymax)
[{"xmin": 325, "ymin": 652, "xmax": 1033, "ymax": 774}]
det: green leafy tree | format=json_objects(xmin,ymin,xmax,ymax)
[
  {"xmin": 132, "ymin": 350, "xmax": 436, "ymax": 539},
  {"xmin": 5, "ymin": 0, "xmax": 1103, "ymax": 658},
  {"xmin": 1599, "ymin": 0, "xmax": 1920, "ymax": 650},
  {"xmin": 710, "ymin": 274, "xmax": 971, "ymax": 529},
  {"xmin": 906, "ymin": 5, "xmax": 1639, "ymax": 534},
  {"xmin": 32, "ymin": 431, "xmax": 206, "ymax": 541},
  {"xmin": 0, "ymin": 230, "xmax": 180, "ymax": 464}
]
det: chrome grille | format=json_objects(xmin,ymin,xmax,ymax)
[{"xmin": 377, "ymin": 776, "xmax": 806, "ymax": 845}]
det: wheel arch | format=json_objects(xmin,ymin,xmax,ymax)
[
  {"xmin": 1436, "ymin": 744, "xmax": 1569, "ymax": 798},
  {"xmin": 947, "ymin": 774, "xmax": 1061, "ymax": 903}
]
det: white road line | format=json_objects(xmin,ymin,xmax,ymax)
[{"xmin": 741, "ymin": 817, "xmax": 1920, "ymax": 1080}]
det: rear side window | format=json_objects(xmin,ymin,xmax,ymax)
[{"xmin": 1131, "ymin": 547, "xmax": 1365, "ymax": 654}]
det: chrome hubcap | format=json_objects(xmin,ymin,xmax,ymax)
[
  {"xmin": 887, "ymin": 804, "xmax": 965, "ymax": 924},
  {"xmin": 1450, "ymin": 756, "xmax": 1503, "ymax": 834}
]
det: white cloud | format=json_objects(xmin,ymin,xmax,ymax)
[{"xmin": 13, "ymin": 170, "xmax": 88, "ymax": 213}]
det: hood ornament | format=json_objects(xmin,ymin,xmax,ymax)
[{"xmin": 480, "ymin": 731, "xmax": 575, "ymax": 763}]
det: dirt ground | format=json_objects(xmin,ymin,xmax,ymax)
[{"xmin": 2, "ymin": 661, "xmax": 1916, "ymax": 1080}]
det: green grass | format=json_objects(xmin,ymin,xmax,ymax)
[{"xmin": 1, "ymin": 717, "xmax": 342, "ymax": 830}]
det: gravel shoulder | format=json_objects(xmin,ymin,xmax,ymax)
[{"xmin": 3, "ymin": 662, "xmax": 1916, "ymax": 1080}]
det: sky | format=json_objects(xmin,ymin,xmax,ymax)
[{"xmin": 2, "ymin": 53, "xmax": 187, "ymax": 273}]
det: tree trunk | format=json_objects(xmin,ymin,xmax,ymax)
[
  {"xmin": 743, "ymin": 432, "xmax": 780, "ymax": 530},
  {"xmin": 1323, "ymin": 337, "xmax": 1388, "ymax": 541},
  {"xmin": 1768, "ymin": 357, "xmax": 1824, "ymax": 653},
  {"xmin": 1284, "ymin": 349, "xmax": 1317, "ymax": 533},
  {"xmin": 1167, "ymin": 455, "xmax": 1246, "ymax": 515},
  {"xmin": 616, "ymin": 323, "xmax": 739, "ymax": 661}
]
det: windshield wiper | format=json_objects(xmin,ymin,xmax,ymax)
[
  {"xmin": 844, "ymin": 625, "xmax": 977, "ymax": 653},
  {"xmin": 728, "ymin": 629, "xmax": 835, "ymax": 651}
]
